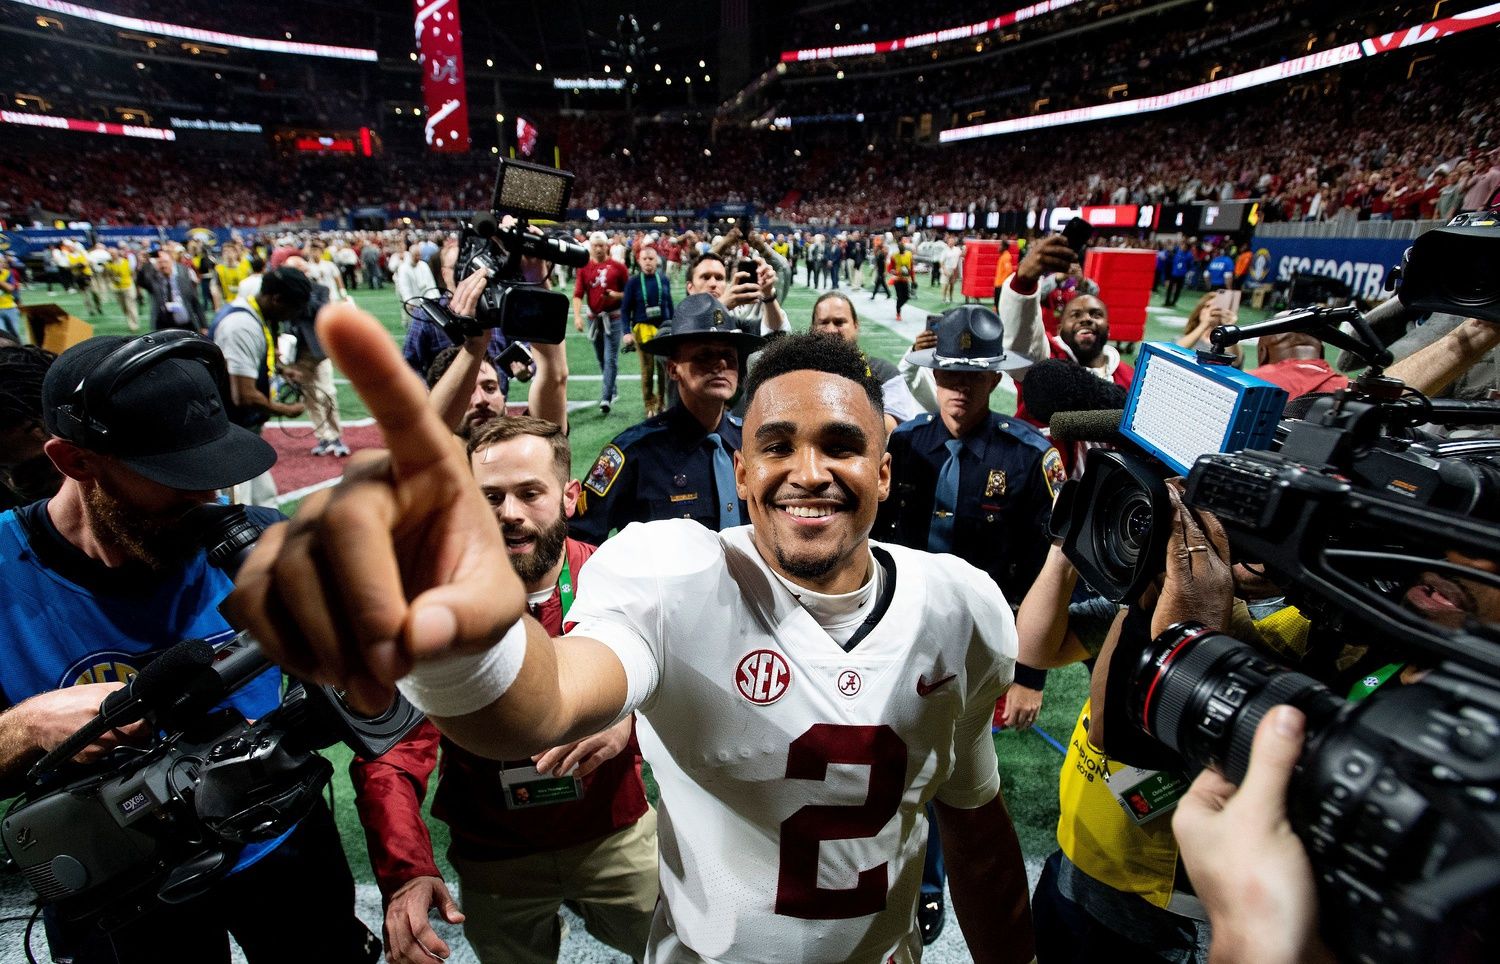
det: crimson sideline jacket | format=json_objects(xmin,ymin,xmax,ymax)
[{"xmin": 349, "ymin": 537, "xmax": 649, "ymax": 898}]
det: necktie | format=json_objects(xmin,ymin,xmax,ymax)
[
  {"xmin": 928, "ymin": 438, "xmax": 964, "ymax": 553},
  {"xmin": 705, "ymin": 433, "xmax": 739, "ymax": 530}
]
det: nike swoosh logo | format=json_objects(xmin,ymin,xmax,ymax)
[{"xmin": 916, "ymin": 673, "xmax": 957, "ymax": 697}]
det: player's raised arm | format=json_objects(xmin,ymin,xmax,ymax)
[{"xmin": 225, "ymin": 303, "xmax": 628, "ymax": 758}]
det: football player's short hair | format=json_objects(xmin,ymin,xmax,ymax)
[{"xmin": 744, "ymin": 332, "xmax": 884, "ymax": 420}]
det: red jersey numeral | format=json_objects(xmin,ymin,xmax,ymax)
[{"xmin": 775, "ymin": 723, "xmax": 907, "ymax": 920}]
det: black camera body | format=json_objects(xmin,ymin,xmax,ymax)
[
  {"xmin": 0, "ymin": 506, "xmax": 423, "ymax": 932},
  {"xmin": 432, "ymin": 158, "xmax": 589, "ymax": 347},
  {"xmin": 1058, "ymin": 214, "xmax": 1500, "ymax": 961}
]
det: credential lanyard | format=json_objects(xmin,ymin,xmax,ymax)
[
  {"xmin": 557, "ymin": 554, "xmax": 574, "ymax": 619},
  {"xmin": 1347, "ymin": 662, "xmax": 1402, "ymax": 702}
]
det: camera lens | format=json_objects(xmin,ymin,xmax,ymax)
[
  {"xmin": 1127, "ymin": 622, "xmax": 1344, "ymax": 782},
  {"xmin": 1094, "ymin": 487, "xmax": 1154, "ymax": 584}
]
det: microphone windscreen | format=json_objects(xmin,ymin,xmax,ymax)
[
  {"xmin": 471, "ymin": 213, "xmax": 500, "ymax": 238},
  {"xmin": 1049, "ymin": 409, "xmax": 1128, "ymax": 444},
  {"xmin": 133, "ymin": 639, "xmax": 215, "ymax": 699},
  {"xmin": 1021, "ymin": 359, "xmax": 1129, "ymax": 424}
]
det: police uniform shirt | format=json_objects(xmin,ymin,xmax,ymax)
[
  {"xmin": 571, "ymin": 404, "xmax": 747, "ymax": 544},
  {"xmin": 877, "ymin": 410, "xmax": 1064, "ymax": 604}
]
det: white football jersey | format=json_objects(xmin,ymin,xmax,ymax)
[{"xmin": 566, "ymin": 520, "xmax": 1017, "ymax": 963}]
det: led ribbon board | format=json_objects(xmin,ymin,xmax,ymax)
[
  {"xmin": 0, "ymin": 110, "xmax": 174, "ymax": 140},
  {"xmin": 1120, "ymin": 343, "xmax": 1287, "ymax": 477},
  {"xmin": 940, "ymin": 3, "xmax": 1500, "ymax": 143},
  {"xmin": 6, "ymin": 0, "xmax": 377, "ymax": 60},
  {"xmin": 780, "ymin": 0, "xmax": 1084, "ymax": 63}
]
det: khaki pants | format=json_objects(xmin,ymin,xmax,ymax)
[
  {"xmin": 450, "ymin": 807, "xmax": 659, "ymax": 964},
  {"xmin": 288, "ymin": 356, "xmax": 341, "ymax": 443},
  {"xmin": 113, "ymin": 287, "xmax": 139, "ymax": 330}
]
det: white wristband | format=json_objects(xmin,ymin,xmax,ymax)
[{"xmin": 396, "ymin": 620, "xmax": 527, "ymax": 717}]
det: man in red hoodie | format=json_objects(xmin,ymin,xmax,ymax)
[{"xmin": 350, "ymin": 415, "xmax": 656, "ymax": 964}]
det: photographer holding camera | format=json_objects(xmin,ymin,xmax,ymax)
[{"xmin": 0, "ymin": 331, "xmax": 376, "ymax": 963}]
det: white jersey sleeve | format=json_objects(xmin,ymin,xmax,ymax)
[
  {"xmin": 563, "ymin": 519, "xmax": 725, "ymax": 720},
  {"xmin": 935, "ymin": 561, "xmax": 1017, "ymax": 809}
]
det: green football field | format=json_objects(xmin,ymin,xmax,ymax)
[{"xmin": 16, "ymin": 269, "xmax": 1277, "ymax": 900}]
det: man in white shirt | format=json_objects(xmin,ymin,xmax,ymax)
[
  {"xmin": 394, "ymin": 247, "xmax": 440, "ymax": 308},
  {"xmin": 940, "ymin": 236, "xmax": 964, "ymax": 303},
  {"xmin": 230, "ymin": 313, "xmax": 1036, "ymax": 964}
]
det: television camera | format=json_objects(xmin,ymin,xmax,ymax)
[
  {"xmin": 1, "ymin": 504, "xmax": 423, "ymax": 933},
  {"xmin": 1049, "ymin": 212, "xmax": 1500, "ymax": 962},
  {"xmin": 421, "ymin": 157, "xmax": 589, "ymax": 346}
]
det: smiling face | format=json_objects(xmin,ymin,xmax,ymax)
[
  {"xmin": 738, "ymin": 369, "xmax": 890, "ymax": 593},
  {"xmin": 1058, "ymin": 294, "xmax": 1110, "ymax": 364}
]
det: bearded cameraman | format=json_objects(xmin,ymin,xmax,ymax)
[{"xmin": 0, "ymin": 332, "xmax": 377, "ymax": 963}]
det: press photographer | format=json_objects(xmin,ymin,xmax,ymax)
[
  {"xmin": 0, "ymin": 331, "xmax": 376, "ymax": 963},
  {"xmin": 1041, "ymin": 215, "xmax": 1500, "ymax": 963}
]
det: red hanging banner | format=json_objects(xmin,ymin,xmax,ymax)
[{"xmin": 414, "ymin": 0, "xmax": 470, "ymax": 153}]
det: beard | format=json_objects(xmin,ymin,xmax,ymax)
[
  {"xmin": 84, "ymin": 479, "xmax": 197, "ymax": 570},
  {"xmin": 772, "ymin": 543, "xmax": 845, "ymax": 582},
  {"xmin": 504, "ymin": 505, "xmax": 570, "ymax": 585},
  {"xmin": 1065, "ymin": 328, "xmax": 1106, "ymax": 364}
]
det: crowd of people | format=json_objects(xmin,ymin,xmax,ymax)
[
  {"xmin": 4, "ymin": 199, "xmax": 1496, "ymax": 964},
  {"xmin": 1, "ymin": 6, "xmax": 1498, "ymax": 962},
  {"xmin": 6, "ymin": 41, "xmax": 1496, "ymax": 236}
]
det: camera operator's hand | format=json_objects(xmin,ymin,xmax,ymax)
[
  {"xmin": 384, "ymin": 875, "xmax": 464, "ymax": 964},
  {"xmin": 226, "ymin": 304, "xmax": 526, "ymax": 715},
  {"xmin": 274, "ymin": 399, "xmax": 305, "ymax": 419},
  {"xmin": 1152, "ymin": 485, "xmax": 1233, "ymax": 637},
  {"xmin": 532, "ymin": 714, "xmax": 633, "ymax": 779},
  {"xmin": 1174, "ymin": 706, "xmax": 1334, "ymax": 964},
  {"xmin": 910, "ymin": 328, "xmax": 937, "ymax": 354},
  {"xmin": 999, "ymin": 684, "xmax": 1043, "ymax": 730},
  {"xmin": 3, "ymin": 684, "xmax": 148, "ymax": 766},
  {"xmin": 449, "ymin": 266, "xmax": 488, "ymax": 324},
  {"xmin": 1014, "ymin": 235, "xmax": 1078, "ymax": 289}
]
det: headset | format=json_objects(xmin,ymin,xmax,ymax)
[{"xmin": 52, "ymin": 331, "xmax": 231, "ymax": 450}]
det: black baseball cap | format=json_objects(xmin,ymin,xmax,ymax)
[{"xmin": 43, "ymin": 334, "xmax": 277, "ymax": 490}]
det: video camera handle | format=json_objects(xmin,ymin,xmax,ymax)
[
  {"xmin": 1207, "ymin": 300, "xmax": 1400, "ymax": 370},
  {"xmin": 26, "ymin": 639, "xmax": 217, "ymax": 786}
]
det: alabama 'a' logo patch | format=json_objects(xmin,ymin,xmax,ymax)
[
  {"xmin": 736, "ymin": 649, "xmax": 791, "ymax": 705},
  {"xmin": 1041, "ymin": 447, "xmax": 1067, "ymax": 499},
  {"xmin": 583, "ymin": 444, "xmax": 626, "ymax": 497}
]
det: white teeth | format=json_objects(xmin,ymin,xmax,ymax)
[{"xmin": 784, "ymin": 506, "xmax": 834, "ymax": 518}]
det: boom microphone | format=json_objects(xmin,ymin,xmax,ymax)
[
  {"xmin": 29, "ymin": 639, "xmax": 216, "ymax": 783},
  {"xmin": 1049, "ymin": 409, "xmax": 1129, "ymax": 445}
]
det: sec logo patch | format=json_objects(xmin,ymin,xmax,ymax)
[{"xmin": 736, "ymin": 649, "xmax": 791, "ymax": 705}]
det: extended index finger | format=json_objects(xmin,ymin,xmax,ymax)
[{"xmin": 316, "ymin": 303, "xmax": 461, "ymax": 478}]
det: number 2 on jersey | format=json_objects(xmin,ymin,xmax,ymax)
[{"xmin": 775, "ymin": 723, "xmax": 908, "ymax": 920}]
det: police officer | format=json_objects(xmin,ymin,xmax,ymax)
[
  {"xmin": 571, "ymin": 293, "xmax": 763, "ymax": 543},
  {"xmin": 876, "ymin": 304, "xmax": 1064, "ymax": 943}
]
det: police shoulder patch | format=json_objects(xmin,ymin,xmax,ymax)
[
  {"xmin": 584, "ymin": 444, "xmax": 626, "ymax": 497},
  {"xmin": 1041, "ymin": 447, "xmax": 1067, "ymax": 499}
]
